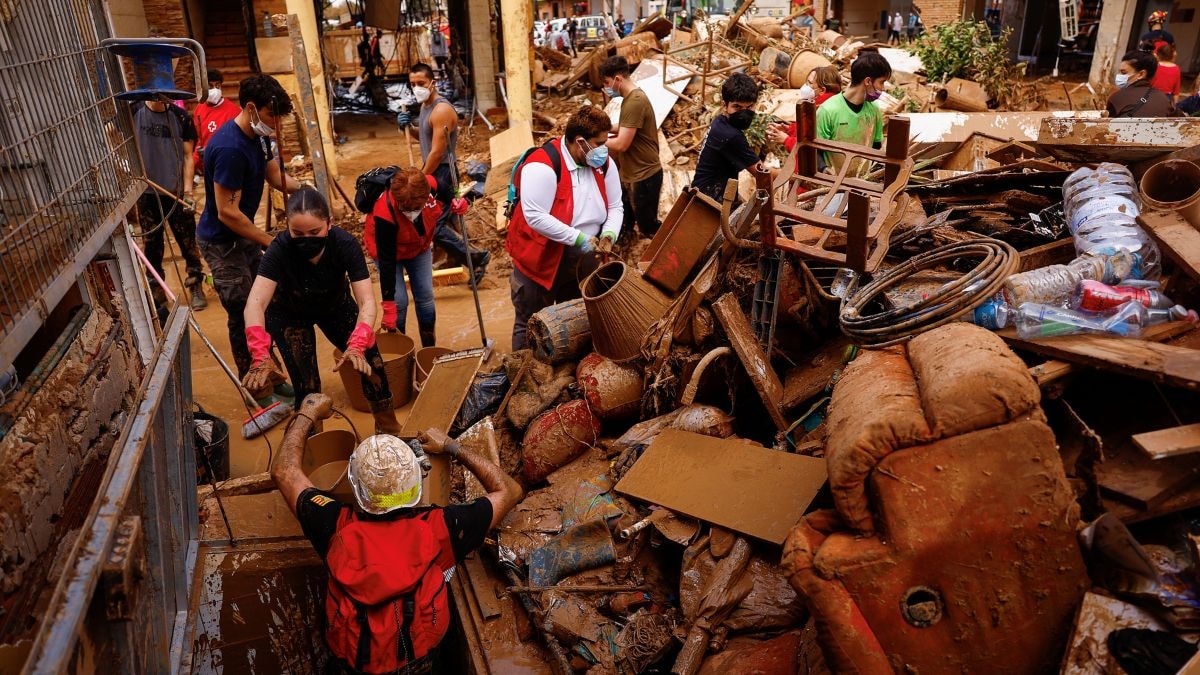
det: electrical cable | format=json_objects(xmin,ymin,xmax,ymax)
[{"xmin": 839, "ymin": 238, "xmax": 1018, "ymax": 347}]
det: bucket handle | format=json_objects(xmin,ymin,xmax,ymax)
[{"xmin": 331, "ymin": 407, "xmax": 361, "ymax": 443}]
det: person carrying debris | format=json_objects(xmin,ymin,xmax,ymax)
[
  {"xmin": 270, "ymin": 393, "xmax": 523, "ymax": 675},
  {"xmin": 192, "ymin": 68, "xmax": 240, "ymax": 176},
  {"xmin": 1107, "ymin": 50, "xmax": 1175, "ymax": 118},
  {"xmin": 601, "ymin": 56, "xmax": 663, "ymax": 237},
  {"xmin": 691, "ymin": 73, "xmax": 787, "ymax": 203},
  {"xmin": 1139, "ymin": 10, "xmax": 1174, "ymax": 52},
  {"xmin": 365, "ymin": 167, "xmax": 458, "ymax": 347},
  {"xmin": 506, "ymin": 105, "xmax": 623, "ymax": 349},
  {"xmin": 132, "ymin": 95, "xmax": 208, "ymax": 317},
  {"xmin": 242, "ymin": 188, "xmax": 403, "ymax": 434},
  {"xmin": 396, "ymin": 63, "xmax": 490, "ymax": 283},
  {"xmin": 198, "ymin": 74, "xmax": 302, "ymax": 379},
  {"xmin": 816, "ymin": 51, "xmax": 890, "ymax": 173}
]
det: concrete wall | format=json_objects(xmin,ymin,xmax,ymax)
[
  {"xmin": 467, "ymin": 0, "xmax": 500, "ymax": 109},
  {"xmin": 0, "ymin": 271, "xmax": 140, "ymax": 595},
  {"xmin": 108, "ymin": 0, "xmax": 149, "ymax": 37}
]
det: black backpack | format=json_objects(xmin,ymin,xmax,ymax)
[{"xmin": 354, "ymin": 165, "xmax": 399, "ymax": 213}]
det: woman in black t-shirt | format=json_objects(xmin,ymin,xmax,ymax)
[{"xmin": 242, "ymin": 188, "xmax": 401, "ymax": 434}]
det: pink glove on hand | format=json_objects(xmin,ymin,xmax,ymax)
[
  {"xmin": 245, "ymin": 325, "xmax": 272, "ymax": 366},
  {"xmin": 380, "ymin": 301, "xmax": 399, "ymax": 331},
  {"xmin": 346, "ymin": 322, "xmax": 376, "ymax": 354},
  {"xmin": 451, "ymin": 197, "xmax": 469, "ymax": 215}
]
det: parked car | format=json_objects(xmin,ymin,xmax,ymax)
[
  {"xmin": 575, "ymin": 15, "xmax": 615, "ymax": 48},
  {"xmin": 533, "ymin": 20, "xmax": 547, "ymax": 46}
]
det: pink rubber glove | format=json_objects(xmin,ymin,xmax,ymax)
[
  {"xmin": 346, "ymin": 322, "xmax": 376, "ymax": 353},
  {"xmin": 380, "ymin": 301, "xmax": 399, "ymax": 332},
  {"xmin": 245, "ymin": 325, "xmax": 272, "ymax": 367},
  {"xmin": 451, "ymin": 197, "xmax": 469, "ymax": 215}
]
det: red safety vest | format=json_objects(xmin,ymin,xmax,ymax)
[
  {"xmin": 324, "ymin": 508, "xmax": 455, "ymax": 674},
  {"xmin": 364, "ymin": 192, "xmax": 441, "ymax": 261},
  {"xmin": 506, "ymin": 136, "xmax": 608, "ymax": 290}
]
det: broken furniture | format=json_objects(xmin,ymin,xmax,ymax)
[
  {"xmin": 761, "ymin": 101, "xmax": 914, "ymax": 273},
  {"xmin": 638, "ymin": 188, "xmax": 724, "ymax": 295},
  {"xmin": 1037, "ymin": 116, "xmax": 1200, "ymax": 163},
  {"xmin": 781, "ymin": 323, "xmax": 1089, "ymax": 674}
]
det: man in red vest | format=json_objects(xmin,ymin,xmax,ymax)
[
  {"xmin": 271, "ymin": 393, "xmax": 524, "ymax": 674},
  {"xmin": 506, "ymin": 105, "xmax": 623, "ymax": 349}
]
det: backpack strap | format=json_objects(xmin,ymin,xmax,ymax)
[
  {"xmin": 398, "ymin": 592, "xmax": 417, "ymax": 667},
  {"xmin": 353, "ymin": 598, "xmax": 372, "ymax": 672}
]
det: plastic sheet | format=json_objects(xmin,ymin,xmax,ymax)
[{"xmin": 450, "ymin": 372, "xmax": 509, "ymax": 436}]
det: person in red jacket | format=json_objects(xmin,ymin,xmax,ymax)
[
  {"xmin": 506, "ymin": 105, "xmax": 623, "ymax": 349},
  {"xmin": 364, "ymin": 167, "xmax": 464, "ymax": 347},
  {"xmin": 1151, "ymin": 42, "xmax": 1182, "ymax": 101},
  {"xmin": 270, "ymin": 393, "xmax": 523, "ymax": 675},
  {"xmin": 192, "ymin": 68, "xmax": 241, "ymax": 174}
]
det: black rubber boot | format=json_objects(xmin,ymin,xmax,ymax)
[{"xmin": 419, "ymin": 324, "xmax": 437, "ymax": 348}]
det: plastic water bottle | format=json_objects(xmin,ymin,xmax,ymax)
[
  {"xmin": 1062, "ymin": 164, "xmax": 1160, "ymax": 277},
  {"xmin": 830, "ymin": 268, "xmax": 859, "ymax": 299},
  {"xmin": 1072, "ymin": 279, "xmax": 1174, "ymax": 312},
  {"xmin": 1014, "ymin": 301, "xmax": 1190, "ymax": 339},
  {"xmin": 1003, "ymin": 250, "xmax": 1138, "ymax": 307},
  {"xmin": 262, "ymin": 11, "xmax": 275, "ymax": 37},
  {"xmin": 968, "ymin": 294, "xmax": 1013, "ymax": 330}
]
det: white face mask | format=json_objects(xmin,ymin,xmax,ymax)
[
  {"xmin": 206, "ymin": 87, "xmax": 223, "ymax": 105},
  {"xmin": 402, "ymin": 209, "xmax": 422, "ymax": 221},
  {"xmin": 412, "ymin": 86, "xmax": 431, "ymax": 104},
  {"xmin": 1114, "ymin": 72, "xmax": 1130, "ymax": 88},
  {"xmin": 249, "ymin": 105, "xmax": 275, "ymax": 137},
  {"xmin": 799, "ymin": 84, "xmax": 816, "ymax": 102}
]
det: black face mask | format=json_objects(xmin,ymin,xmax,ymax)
[
  {"xmin": 289, "ymin": 235, "xmax": 327, "ymax": 259},
  {"xmin": 728, "ymin": 108, "xmax": 755, "ymax": 130}
]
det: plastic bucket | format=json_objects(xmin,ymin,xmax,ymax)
[
  {"xmin": 304, "ymin": 430, "xmax": 356, "ymax": 503},
  {"xmin": 335, "ymin": 331, "xmax": 415, "ymax": 412},
  {"xmin": 413, "ymin": 346, "xmax": 452, "ymax": 393},
  {"xmin": 1140, "ymin": 159, "xmax": 1200, "ymax": 228}
]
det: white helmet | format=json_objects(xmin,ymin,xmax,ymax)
[{"xmin": 346, "ymin": 435, "xmax": 422, "ymax": 514}]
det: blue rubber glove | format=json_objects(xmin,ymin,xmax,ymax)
[
  {"xmin": 396, "ymin": 110, "xmax": 412, "ymax": 128},
  {"xmin": 574, "ymin": 231, "xmax": 596, "ymax": 253}
]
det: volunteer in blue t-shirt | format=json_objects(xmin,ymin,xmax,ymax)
[{"xmin": 197, "ymin": 74, "xmax": 301, "ymax": 378}]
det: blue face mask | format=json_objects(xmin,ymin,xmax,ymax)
[
  {"xmin": 580, "ymin": 140, "xmax": 609, "ymax": 168},
  {"xmin": 603, "ymin": 86, "xmax": 618, "ymax": 98}
]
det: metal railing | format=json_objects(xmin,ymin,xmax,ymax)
[{"xmin": 0, "ymin": 0, "xmax": 143, "ymax": 362}]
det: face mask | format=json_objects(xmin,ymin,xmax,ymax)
[
  {"xmin": 412, "ymin": 86, "xmax": 431, "ymax": 103},
  {"xmin": 1115, "ymin": 73, "xmax": 1130, "ymax": 88},
  {"xmin": 584, "ymin": 143, "xmax": 609, "ymax": 169},
  {"xmin": 799, "ymin": 84, "xmax": 816, "ymax": 102},
  {"xmin": 289, "ymin": 235, "xmax": 327, "ymax": 259},
  {"xmin": 865, "ymin": 81, "xmax": 883, "ymax": 102},
  {"xmin": 402, "ymin": 209, "xmax": 423, "ymax": 221},
  {"xmin": 728, "ymin": 109, "xmax": 754, "ymax": 130},
  {"xmin": 603, "ymin": 86, "xmax": 618, "ymax": 98},
  {"xmin": 207, "ymin": 87, "xmax": 223, "ymax": 105},
  {"xmin": 249, "ymin": 105, "xmax": 275, "ymax": 137}
]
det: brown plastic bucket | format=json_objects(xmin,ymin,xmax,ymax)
[
  {"xmin": 304, "ymin": 429, "xmax": 356, "ymax": 503},
  {"xmin": 1140, "ymin": 159, "xmax": 1200, "ymax": 228},
  {"xmin": 335, "ymin": 331, "xmax": 415, "ymax": 412},
  {"xmin": 413, "ymin": 346, "xmax": 452, "ymax": 393}
]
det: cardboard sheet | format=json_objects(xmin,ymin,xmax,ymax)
[
  {"xmin": 615, "ymin": 429, "xmax": 827, "ymax": 544},
  {"xmin": 400, "ymin": 349, "xmax": 485, "ymax": 505}
]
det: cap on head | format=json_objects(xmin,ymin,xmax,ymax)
[{"xmin": 347, "ymin": 435, "xmax": 422, "ymax": 514}]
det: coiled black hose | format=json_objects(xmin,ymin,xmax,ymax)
[{"xmin": 840, "ymin": 239, "xmax": 1019, "ymax": 347}]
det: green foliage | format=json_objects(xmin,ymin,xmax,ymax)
[{"xmin": 908, "ymin": 20, "xmax": 1026, "ymax": 107}]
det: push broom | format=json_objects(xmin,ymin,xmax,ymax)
[{"xmin": 129, "ymin": 238, "xmax": 293, "ymax": 439}]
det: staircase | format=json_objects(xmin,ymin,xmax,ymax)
[{"xmin": 203, "ymin": 0, "xmax": 254, "ymax": 98}]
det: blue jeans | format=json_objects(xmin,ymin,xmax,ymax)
[{"xmin": 375, "ymin": 248, "xmax": 436, "ymax": 333}]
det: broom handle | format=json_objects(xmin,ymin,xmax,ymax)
[{"xmin": 128, "ymin": 235, "xmax": 261, "ymax": 409}]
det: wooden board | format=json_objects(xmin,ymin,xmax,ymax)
[
  {"xmin": 461, "ymin": 553, "xmax": 503, "ymax": 619},
  {"xmin": 1016, "ymin": 238, "xmax": 1075, "ymax": 272},
  {"xmin": 255, "ymin": 37, "xmax": 294, "ymax": 74},
  {"xmin": 483, "ymin": 121, "xmax": 534, "ymax": 198},
  {"xmin": 1137, "ymin": 210, "xmax": 1200, "ymax": 284},
  {"xmin": 1133, "ymin": 423, "xmax": 1200, "ymax": 460},
  {"xmin": 615, "ymin": 429, "xmax": 826, "ymax": 544},
  {"xmin": 1097, "ymin": 445, "xmax": 1200, "ymax": 509},
  {"xmin": 1061, "ymin": 592, "xmax": 1172, "ymax": 675},
  {"xmin": 712, "ymin": 293, "xmax": 788, "ymax": 430},
  {"xmin": 998, "ymin": 323, "xmax": 1200, "ymax": 391},
  {"xmin": 400, "ymin": 350, "xmax": 485, "ymax": 506}
]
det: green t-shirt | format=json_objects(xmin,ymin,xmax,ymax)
[
  {"xmin": 616, "ymin": 88, "xmax": 661, "ymax": 183},
  {"xmin": 815, "ymin": 93, "xmax": 884, "ymax": 174}
]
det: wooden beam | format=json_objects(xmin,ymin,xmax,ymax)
[
  {"xmin": 287, "ymin": 14, "xmax": 331, "ymax": 197},
  {"xmin": 998, "ymin": 322, "xmax": 1200, "ymax": 391},
  {"xmin": 1133, "ymin": 423, "xmax": 1200, "ymax": 460},
  {"xmin": 1137, "ymin": 210, "xmax": 1200, "ymax": 284},
  {"xmin": 712, "ymin": 293, "xmax": 788, "ymax": 430}
]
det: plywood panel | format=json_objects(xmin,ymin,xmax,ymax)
[
  {"xmin": 400, "ymin": 349, "xmax": 484, "ymax": 506},
  {"xmin": 615, "ymin": 429, "xmax": 826, "ymax": 544}
]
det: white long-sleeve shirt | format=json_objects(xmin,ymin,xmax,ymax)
[{"xmin": 518, "ymin": 141, "xmax": 623, "ymax": 245}]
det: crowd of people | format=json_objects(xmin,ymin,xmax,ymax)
[{"xmin": 130, "ymin": 13, "xmax": 1199, "ymax": 670}]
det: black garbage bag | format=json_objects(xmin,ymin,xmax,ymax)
[
  {"xmin": 193, "ymin": 403, "xmax": 230, "ymax": 485},
  {"xmin": 450, "ymin": 373, "xmax": 510, "ymax": 436}
]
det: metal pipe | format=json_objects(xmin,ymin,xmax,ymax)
[{"xmin": 680, "ymin": 346, "xmax": 732, "ymax": 405}]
